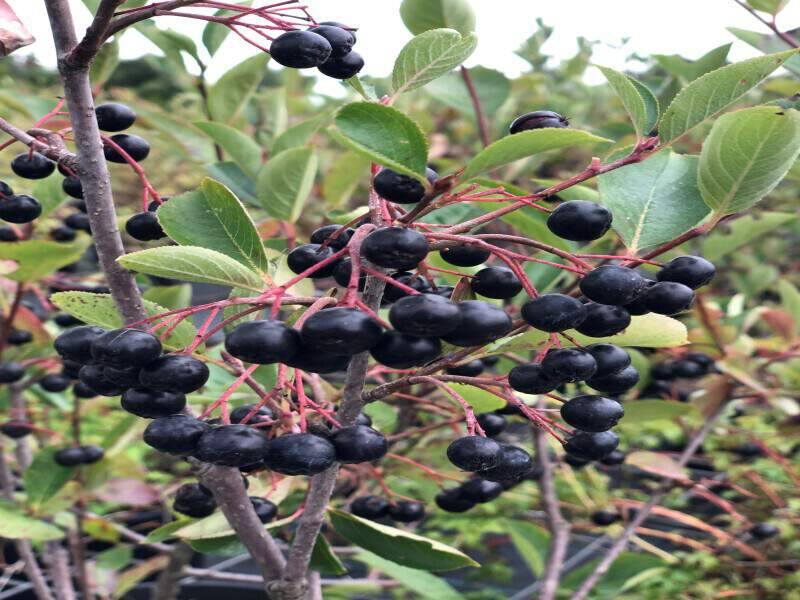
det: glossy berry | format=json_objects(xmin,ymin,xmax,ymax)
[
  {"xmin": 54, "ymin": 447, "xmax": 86, "ymax": 467},
  {"xmin": 173, "ymin": 483, "xmax": 216, "ymax": 518},
  {"xmin": 194, "ymin": 425, "xmax": 270, "ymax": 467},
  {"xmin": 546, "ymin": 200, "xmax": 612, "ymax": 242},
  {"xmin": 126, "ymin": 212, "xmax": 164, "ymax": 241},
  {"xmin": 509, "ymin": 110, "xmax": 569, "ymax": 134},
  {"xmin": 51, "ymin": 226, "xmax": 76, "ymax": 242},
  {"xmin": 265, "ymin": 433, "xmax": 336, "ymax": 476},
  {"xmin": 78, "ymin": 365, "xmax": 126, "ymax": 397},
  {"xmin": 641, "ymin": 281, "xmax": 694, "ymax": 315},
  {"xmin": 81, "ymin": 445, "xmax": 104, "ymax": 464},
  {"xmin": 285, "ymin": 346, "xmax": 351, "ymax": 374},
  {"xmin": 370, "ymin": 331, "xmax": 441, "ymax": 369},
  {"xmin": 447, "ymin": 435, "xmax": 502, "ymax": 472},
  {"xmin": 319, "ymin": 51, "xmax": 364, "ymax": 79},
  {"xmin": 250, "ymin": 497, "xmax": 278, "ymax": 523},
  {"xmin": 0, "ymin": 226, "xmax": 19, "ymax": 242},
  {"xmin": 477, "ymin": 412, "xmax": 506, "ymax": 436},
  {"xmin": 10, "ymin": 153, "xmax": 55, "ymax": 179},
  {"xmin": 580, "ymin": 266, "xmax": 647, "ymax": 306},
  {"xmin": 104, "ymin": 134, "xmax": 150, "ymax": 163},
  {"xmin": 95, "ymin": 103, "xmax": 136, "ymax": 132},
  {"xmin": 7, "ymin": 329, "xmax": 32, "ymax": 345},
  {"xmin": 59, "ymin": 176, "xmax": 83, "ymax": 200},
  {"xmin": 225, "ymin": 320, "xmax": 301, "ymax": 365},
  {"xmin": 522, "ymin": 294, "xmax": 586, "ymax": 332},
  {"xmin": 446, "ymin": 359, "xmax": 484, "ymax": 377},
  {"xmin": 139, "ymin": 354, "xmax": 210, "ymax": 394},
  {"xmin": 39, "ymin": 373, "xmax": 71, "ymax": 393},
  {"xmin": 382, "ymin": 271, "xmax": 429, "ymax": 302},
  {"xmin": 270, "ymin": 30, "xmax": 332, "ymax": 68},
  {"xmin": 441, "ymin": 301, "xmax": 512, "ymax": 347},
  {"xmin": 91, "ymin": 328, "xmax": 162, "ymax": 368},
  {"xmin": 373, "ymin": 168, "xmax": 438, "ymax": 205},
  {"xmin": 439, "ymin": 243, "xmax": 490, "ymax": 267},
  {"xmin": 0, "ymin": 422, "xmax": 31, "ymax": 438},
  {"xmin": 564, "ymin": 430, "xmax": 620, "ymax": 461},
  {"xmin": 350, "ymin": 495, "xmax": 390, "ymax": 520},
  {"xmin": 587, "ymin": 365, "xmax": 640, "ymax": 394},
  {"xmin": 300, "ymin": 307, "xmax": 382, "ymax": 355},
  {"xmin": 508, "ymin": 364, "xmax": 560, "ymax": 394},
  {"xmin": 330, "ymin": 425, "xmax": 388, "ymax": 464},
  {"xmin": 575, "ymin": 304, "xmax": 630, "ymax": 337},
  {"xmin": 585, "ymin": 344, "xmax": 630, "ymax": 378},
  {"xmin": 0, "ymin": 181, "xmax": 12, "ymax": 197},
  {"xmin": 121, "ymin": 388, "xmax": 186, "ymax": 418},
  {"xmin": 389, "ymin": 501, "xmax": 426, "ymax": 523},
  {"xmin": 560, "ymin": 395, "xmax": 624, "ymax": 432},
  {"xmin": 144, "ymin": 415, "xmax": 210, "ymax": 455},
  {"xmin": 64, "ymin": 212, "xmax": 91, "ymax": 232},
  {"xmin": 73, "ymin": 382, "xmax": 98, "ymax": 398},
  {"xmin": 318, "ymin": 21, "xmax": 356, "ymax": 42},
  {"xmin": 0, "ymin": 195, "xmax": 42, "ymax": 223},
  {"xmin": 435, "ymin": 488, "xmax": 475, "ymax": 513},
  {"xmin": 657, "ymin": 256, "xmax": 715, "ymax": 289},
  {"xmin": 541, "ymin": 348, "xmax": 597, "ymax": 382},
  {"xmin": 287, "ymin": 243, "xmax": 339, "ymax": 278},
  {"xmin": 389, "ymin": 294, "xmax": 461, "ymax": 337},
  {"xmin": 672, "ymin": 359, "xmax": 704, "ymax": 379},
  {"xmin": 750, "ymin": 523, "xmax": 779, "ymax": 540},
  {"xmin": 55, "ymin": 325, "xmax": 105, "ymax": 362},
  {"xmin": 230, "ymin": 404, "xmax": 274, "ymax": 426},
  {"xmin": 460, "ymin": 478, "xmax": 504, "ymax": 503},
  {"xmin": 564, "ymin": 454, "xmax": 590, "ymax": 469},
  {"xmin": 310, "ymin": 224, "xmax": 353, "ymax": 249},
  {"xmin": 685, "ymin": 353, "xmax": 714, "ymax": 369},
  {"xmin": 471, "ymin": 266, "xmax": 522, "ymax": 299},
  {"xmin": 599, "ymin": 450, "xmax": 626, "ymax": 466},
  {"xmin": 362, "ymin": 227, "xmax": 429, "ymax": 270},
  {"xmin": 479, "ymin": 444, "xmax": 533, "ymax": 483},
  {"xmin": 308, "ymin": 25, "xmax": 355, "ymax": 57},
  {"xmin": 591, "ymin": 510, "xmax": 620, "ymax": 526},
  {"xmin": 333, "ymin": 259, "xmax": 366, "ymax": 290}
]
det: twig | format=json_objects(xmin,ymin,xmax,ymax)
[
  {"xmin": 733, "ymin": 0, "xmax": 799, "ymax": 48},
  {"xmin": 460, "ymin": 66, "xmax": 491, "ymax": 147},
  {"xmin": 152, "ymin": 543, "xmax": 194, "ymax": 600},
  {"xmin": 42, "ymin": 543, "xmax": 76, "ymax": 600}
]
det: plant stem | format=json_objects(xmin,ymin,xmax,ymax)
[
  {"xmin": 460, "ymin": 66, "xmax": 490, "ymax": 147},
  {"xmin": 732, "ymin": 0, "xmax": 799, "ymax": 48}
]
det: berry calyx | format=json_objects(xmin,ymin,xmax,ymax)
[
  {"xmin": 560, "ymin": 395, "xmax": 624, "ymax": 432},
  {"xmin": 329, "ymin": 425, "xmax": 388, "ymax": 464},
  {"xmin": 447, "ymin": 435, "xmax": 502, "ymax": 472},
  {"xmin": 471, "ymin": 266, "xmax": 522, "ymax": 299},
  {"xmin": 362, "ymin": 227, "xmax": 429, "ymax": 270},
  {"xmin": 546, "ymin": 200, "xmax": 612, "ymax": 241},
  {"xmin": 224, "ymin": 320, "xmax": 301, "ymax": 365},
  {"xmin": 300, "ymin": 307, "xmax": 383, "ymax": 356},
  {"xmin": 509, "ymin": 110, "xmax": 569, "ymax": 134},
  {"xmin": 521, "ymin": 293, "xmax": 586, "ymax": 332},
  {"xmin": 373, "ymin": 167, "xmax": 438, "ymax": 205},
  {"xmin": 269, "ymin": 30, "xmax": 332, "ymax": 68},
  {"xmin": 95, "ymin": 103, "xmax": 136, "ymax": 132},
  {"xmin": 265, "ymin": 433, "xmax": 336, "ymax": 476}
]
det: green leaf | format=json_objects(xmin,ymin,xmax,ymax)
[
  {"xmin": 357, "ymin": 552, "xmax": 465, "ymax": 600},
  {"xmin": 114, "ymin": 556, "xmax": 170, "ymax": 599},
  {"xmin": 157, "ymin": 179, "xmax": 270, "ymax": 274},
  {"xmin": 399, "ymin": 0, "xmax": 476, "ymax": 35},
  {"xmin": 208, "ymin": 54, "xmax": 269, "ymax": 123},
  {"xmin": 50, "ymin": 292, "xmax": 199, "ymax": 350},
  {"xmin": 728, "ymin": 27, "xmax": 800, "ymax": 72},
  {"xmin": 0, "ymin": 239, "xmax": 91, "ymax": 282},
  {"xmin": 626, "ymin": 451, "xmax": 688, "ymax": 480},
  {"xmin": 598, "ymin": 151, "xmax": 710, "ymax": 252},
  {"xmin": 135, "ymin": 22, "xmax": 200, "ymax": 70},
  {"xmin": 653, "ymin": 44, "xmax": 732, "ymax": 84},
  {"xmin": 31, "ymin": 174, "xmax": 68, "ymax": 218},
  {"xmin": 143, "ymin": 284, "xmax": 192, "ymax": 312},
  {"xmin": 206, "ymin": 162, "xmax": 259, "ymax": 206},
  {"xmin": 323, "ymin": 151, "xmax": 371, "ymax": 209},
  {"xmin": 143, "ymin": 519, "xmax": 192, "ymax": 544},
  {"xmin": 597, "ymin": 66, "xmax": 658, "ymax": 137},
  {"xmin": 24, "ymin": 447, "xmax": 76, "ymax": 510},
  {"xmin": 272, "ymin": 112, "xmax": 332, "ymax": 156},
  {"xmin": 462, "ymin": 129, "xmax": 611, "ymax": 179},
  {"xmin": 256, "ymin": 147, "xmax": 318, "ymax": 222},
  {"xmin": 329, "ymin": 508, "xmax": 479, "ymax": 571},
  {"xmin": 96, "ymin": 546, "xmax": 133, "ymax": 571},
  {"xmin": 118, "ymin": 247, "xmax": 264, "ymax": 292},
  {"xmin": 487, "ymin": 313, "xmax": 687, "ymax": 356},
  {"xmin": 202, "ymin": 2, "xmax": 252, "ymax": 56},
  {"xmin": 310, "ymin": 535, "xmax": 347, "ymax": 576},
  {"xmin": 618, "ymin": 400, "xmax": 696, "ymax": 424},
  {"xmin": 333, "ymin": 102, "xmax": 428, "ymax": 181},
  {"xmin": 392, "ymin": 29, "xmax": 478, "ymax": 95},
  {"xmin": 700, "ymin": 212, "xmax": 796, "ymax": 260},
  {"xmin": 659, "ymin": 49, "xmax": 799, "ymax": 143},
  {"xmin": 426, "ymin": 66, "xmax": 510, "ymax": 117},
  {"xmin": 698, "ymin": 106, "xmax": 800, "ymax": 216},
  {"xmin": 748, "ymin": 0, "xmax": 790, "ymax": 14},
  {"xmin": 256, "ymin": 87, "xmax": 288, "ymax": 144},
  {"xmin": 506, "ymin": 521, "xmax": 549, "ymax": 577},
  {"xmin": 135, "ymin": 107, "xmax": 216, "ymax": 163},
  {"xmin": 560, "ymin": 553, "xmax": 664, "ymax": 597},
  {"xmin": 0, "ymin": 504, "xmax": 64, "ymax": 541},
  {"xmin": 447, "ymin": 383, "xmax": 505, "ymax": 412},
  {"xmin": 194, "ymin": 122, "xmax": 262, "ymax": 178},
  {"xmin": 530, "ymin": 178, "xmax": 600, "ymax": 202},
  {"xmin": 90, "ymin": 39, "xmax": 119, "ymax": 87},
  {"xmin": 778, "ymin": 280, "xmax": 800, "ymax": 334}
]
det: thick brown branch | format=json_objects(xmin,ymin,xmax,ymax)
[{"xmin": 68, "ymin": 0, "xmax": 126, "ymax": 68}]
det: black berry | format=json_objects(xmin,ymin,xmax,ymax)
[
  {"xmin": 459, "ymin": 477, "xmax": 503, "ymax": 503},
  {"xmin": 173, "ymin": 483, "xmax": 216, "ymax": 518},
  {"xmin": 0, "ymin": 422, "xmax": 32, "ymax": 438},
  {"xmin": 522, "ymin": 294, "xmax": 586, "ymax": 332},
  {"xmin": 370, "ymin": 331, "xmax": 441, "ymax": 369},
  {"xmin": 509, "ymin": 110, "xmax": 569, "ymax": 134},
  {"xmin": 225, "ymin": 320, "xmax": 301, "ymax": 365},
  {"xmin": 54, "ymin": 447, "xmax": 86, "ymax": 467},
  {"xmin": 585, "ymin": 343, "xmax": 630, "ymax": 378},
  {"xmin": 265, "ymin": 433, "xmax": 336, "ymax": 475},
  {"xmin": 139, "ymin": 354, "xmax": 210, "ymax": 394},
  {"xmin": 591, "ymin": 510, "xmax": 620, "ymax": 526},
  {"xmin": 0, "ymin": 226, "xmax": 19, "ymax": 242},
  {"xmin": 0, "ymin": 195, "xmax": 42, "ymax": 223},
  {"xmin": 546, "ymin": 200, "xmax": 612, "ymax": 241},
  {"xmin": 382, "ymin": 272, "xmax": 429, "ymax": 302},
  {"xmin": 308, "ymin": 25, "xmax": 355, "ymax": 57},
  {"xmin": 373, "ymin": 168, "xmax": 438, "ymax": 205},
  {"xmin": 641, "ymin": 281, "xmax": 694, "ymax": 315},
  {"xmin": 51, "ymin": 226, "xmax": 77, "ymax": 242},
  {"xmin": 231, "ymin": 403, "xmax": 274, "ymax": 426},
  {"xmin": 318, "ymin": 51, "xmax": 364, "ymax": 79},
  {"xmin": 750, "ymin": 523, "xmax": 779, "ymax": 540},
  {"xmin": 446, "ymin": 359, "xmax": 484, "ymax": 377},
  {"xmin": 39, "ymin": 373, "xmax": 71, "ymax": 393},
  {"xmin": 389, "ymin": 294, "xmax": 461, "ymax": 337},
  {"xmin": 194, "ymin": 425, "xmax": 270, "ymax": 467},
  {"xmin": 333, "ymin": 259, "xmax": 366, "ymax": 290},
  {"xmin": 104, "ymin": 134, "xmax": 150, "ymax": 163},
  {"xmin": 330, "ymin": 425, "xmax": 388, "ymax": 463},
  {"xmin": 121, "ymin": 388, "xmax": 186, "ymax": 418},
  {"xmin": 672, "ymin": 359, "xmax": 704, "ymax": 379},
  {"xmin": 270, "ymin": 30, "xmax": 332, "ymax": 68},
  {"xmin": 95, "ymin": 103, "xmax": 136, "ymax": 132},
  {"xmin": 10, "ymin": 153, "xmax": 55, "ymax": 179},
  {"xmin": 64, "ymin": 212, "xmax": 91, "ymax": 232},
  {"xmin": 389, "ymin": 500, "xmax": 425, "ymax": 522},
  {"xmin": 657, "ymin": 256, "xmax": 715, "ymax": 289},
  {"xmin": 541, "ymin": 348, "xmax": 597, "ymax": 382},
  {"xmin": 285, "ymin": 346, "xmax": 351, "ymax": 374},
  {"xmin": 440, "ymin": 301, "xmax": 512, "ymax": 347},
  {"xmin": 300, "ymin": 307, "xmax": 382, "ymax": 355},
  {"xmin": 55, "ymin": 325, "xmax": 105, "ymax": 362},
  {"xmin": 471, "ymin": 266, "xmax": 522, "ymax": 299},
  {"xmin": 351, "ymin": 495, "xmax": 390, "ymax": 520},
  {"xmin": 560, "ymin": 395, "xmax": 624, "ymax": 432},
  {"xmin": 435, "ymin": 488, "xmax": 475, "ymax": 513},
  {"xmin": 287, "ymin": 244, "xmax": 339, "ymax": 278},
  {"xmin": 78, "ymin": 365, "xmax": 126, "ymax": 397},
  {"xmin": 586, "ymin": 365, "xmax": 640, "ymax": 394},
  {"xmin": 310, "ymin": 224, "xmax": 353, "ymax": 249},
  {"xmin": 574, "ymin": 304, "xmax": 630, "ymax": 337},
  {"xmin": 476, "ymin": 412, "xmax": 506, "ymax": 436},
  {"xmin": 362, "ymin": 227, "xmax": 429, "ymax": 270},
  {"xmin": 508, "ymin": 364, "xmax": 560, "ymax": 394},
  {"xmin": 126, "ymin": 212, "xmax": 164, "ymax": 241},
  {"xmin": 580, "ymin": 265, "xmax": 647, "ymax": 306},
  {"xmin": 439, "ymin": 243, "xmax": 490, "ymax": 267},
  {"xmin": 91, "ymin": 328, "xmax": 162, "ymax": 368},
  {"xmin": 143, "ymin": 415, "xmax": 210, "ymax": 455},
  {"xmin": 564, "ymin": 430, "xmax": 620, "ymax": 461},
  {"xmin": 479, "ymin": 444, "xmax": 533, "ymax": 483},
  {"xmin": 599, "ymin": 450, "xmax": 626, "ymax": 466},
  {"xmin": 250, "ymin": 497, "xmax": 278, "ymax": 523},
  {"xmin": 62, "ymin": 176, "xmax": 83, "ymax": 199},
  {"xmin": 447, "ymin": 435, "xmax": 502, "ymax": 472}
]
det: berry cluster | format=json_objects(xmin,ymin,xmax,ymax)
[{"xmin": 270, "ymin": 22, "xmax": 363, "ymax": 80}]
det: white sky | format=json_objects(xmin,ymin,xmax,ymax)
[{"xmin": 8, "ymin": 0, "xmax": 800, "ymax": 94}]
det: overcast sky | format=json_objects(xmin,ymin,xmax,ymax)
[{"xmin": 8, "ymin": 0, "xmax": 800, "ymax": 93}]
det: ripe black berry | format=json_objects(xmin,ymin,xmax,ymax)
[
  {"xmin": 126, "ymin": 212, "xmax": 164, "ymax": 241},
  {"xmin": 0, "ymin": 226, "xmax": 19, "ymax": 242},
  {"xmin": 509, "ymin": 110, "xmax": 569, "ymax": 134},
  {"xmin": 91, "ymin": 328, "xmax": 162, "ymax": 368},
  {"xmin": 104, "ymin": 134, "xmax": 151, "ymax": 163},
  {"xmin": 439, "ymin": 243, "xmax": 490, "ymax": 267},
  {"xmin": 81, "ymin": 445, "xmax": 104, "ymax": 464},
  {"xmin": 459, "ymin": 477, "xmax": 503, "ymax": 503},
  {"xmin": 362, "ymin": 227, "xmax": 429, "ymax": 270},
  {"xmin": 300, "ymin": 307, "xmax": 382, "ymax": 355},
  {"xmin": 389, "ymin": 294, "xmax": 461, "ymax": 337},
  {"xmin": 0, "ymin": 195, "xmax": 42, "ymax": 223},
  {"xmin": 585, "ymin": 343, "xmax": 630, "ymax": 378},
  {"xmin": 564, "ymin": 454, "xmax": 590, "ymax": 469},
  {"xmin": 508, "ymin": 364, "xmax": 560, "ymax": 394},
  {"xmin": 382, "ymin": 271, "xmax": 429, "ymax": 302},
  {"xmin": 441, "ymin": 301, "xmax": 512, "ymax": 347},
  {"xmin": 641, "ymin": 281, "xmax": 694, "ymax": 315},
  {"xmin": 55, "ymin": 325, "xmax": 105, "ymax": 362},
  {"xmin": 121, "ymin": 388, "xmax": 186, "ymax": 418},
  {"xmin": 447, "ymin": 435, "xmax": 502, "ymax": 472},
  {"xmin": 310, "ymin": 224, "xmax": 353, "ymax": 249},
  {"xmin": 586, "ymin": 365, "xmax": 640, "ymax": 394},
  {"xmin": 265, "ymin": 433, "xmax": 336, "ymax": 475},
  {"xmin": 546, "ymin": 200, "xmax": 612, "ymax": 241},
  {"xmin": 332, "ymin": 259, "xmax": 366, "ymax": 290},
  {"xmin": 560, "ymin": 395, "xmax": 624, "ymax": 432},
  {"xmin": 0, "ymin": 422, "xmax": 31, "ymax": 438},
  {"xmin": 580, "ymin": 265, "xmax": 647, "ymax": 306},
  {"xmin": 62, "ymin": 176, "xmax": 83, "ymax": 199},
  {"xmin": 39, "ymin": 373, "xmax": 71, "ymax": 393},
  {"xmin": 541, "ymin": 348, "xmax": 597, "ymax": 382},
  {"xmin": 270, "ymin": 30, "xmax": 332, "ymax": 68},
  {"xmin": 318, "ymin": 51, "xmax": 364, "ymax": 79},
  {"xmin": 522, "ymin": 294, "xmax": 586, "ymax": 332},
  {"xmin": 591, "ymin": 510, "xmax": 620, "ymax": 526},
  {"xmin": 657, "ymin": 256, "xmax": 715, "ymax": 289},
  {"xmin": 308, "ymin": 25, "xmax": 355, "ymax": 57},
  {"xmin": 51, "ymin": 226, "xmax": 77, "ymax": 242},
  {"xmin": 287, "ymin": 243, "xmax": 339, "ymax": 278},
  {"xmin": 471, "ymin": 267, "xmax": 522, "ymax": 299},
  {"xmin": 435, "ymin": 488, "xmax": 475, "ymax": 513},
  {"xmin": 174, "ymin": 483, "xmax": 216, "ymax": 518},
  {"xmin": 144, "ymin": 415, "xmax": 210, "ymax": 455},
  {"xmin": 373, "ymin": 168, "xmax": 438, "ymax": 205},
  {"xmin": 73, "ymin": 382, "xmax": 98, "ymax": 398},
  {"xmin": 318, "ymin": 21, "xmax": 356, "ymax": 41},
  {"xmin": 139, "ymin": 355, "xmax": 209, "ymax": 394},
  {"xmin": 351, "ymin": 495, "xmax": 390, "ymax": 520},
  {"xmin": 194, "ymin": 425, "xmax": 270, "ymax": 467},
  {"xmin": 476, "ymin": 412, "xmax": 506, "ymax": 437},
  {"xmin": 11, "ymin": 153, "xmax": 55, "ymax": 179},
  {"xmin": 370, "ymin": 331, "xmax": 441, "ymax": 368},
  {"xmin": 0, "ymin": 181, "xmax": 12, "ymax": 197},
  {"xmin": 330, "ymin": 425, "xmax": 388, "ymax": 463},
  {"xmin": 54, "ymin": 447, "xmax": 86, "ymax": 467},
  {"xmin": 7, "ymin": 329, "xmax": 32, "ymax": 345},
  {"xmin": 250, "ymin": 497, "xmax": 278, "ymax": 523},
  {"xmin": 78, "ymin": 365, "xmax": 126, "ymax": 396},
  {"xmin": 95, "ymin": 103, "xmax": 136, "ymax": 132},
  {"xmin": 574, "ymin": 304, "xmax": 630, "ymax": 337},
  {"xmin": 685, "ymin": 353, "xmax": 714, "ymax": 369},
  {"xmin": 231, "ymin": 403, "xmax": 274, "ymax": 426},
  {"xmin": 479, "ymin": 444, "xmax": 533, "ymax": 483},
  {"xmin": 389, "ymin": 500, "xmax": 426, "ymax": 522},
  {"xmin": 225, "ymin": 320, "xmax": 301, "ymax": 365},
  {"xmin": 64, "ymin": 212, "xmax": 91, "ymax": 232},
  {"xmin": 750, "ymin": 523, "xmax": 779, "ymax": 539},
  {"xmin": 599, "ymin": 450, "xmax": 626, "ymax": 466},
  {"xmin": 672, "ymin": 359, "xmax": 704, "ymax": 378},
  {"xmin": 446, "ymin": 359, "xmax": 484, "ymax": 377},
  {"xmin": 564, "ymin": 430, "xmax": 620, "ymax": 461},
  {"xmin": 285, "ymin": 346, "xmax": 351, "ymax": 374}
]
